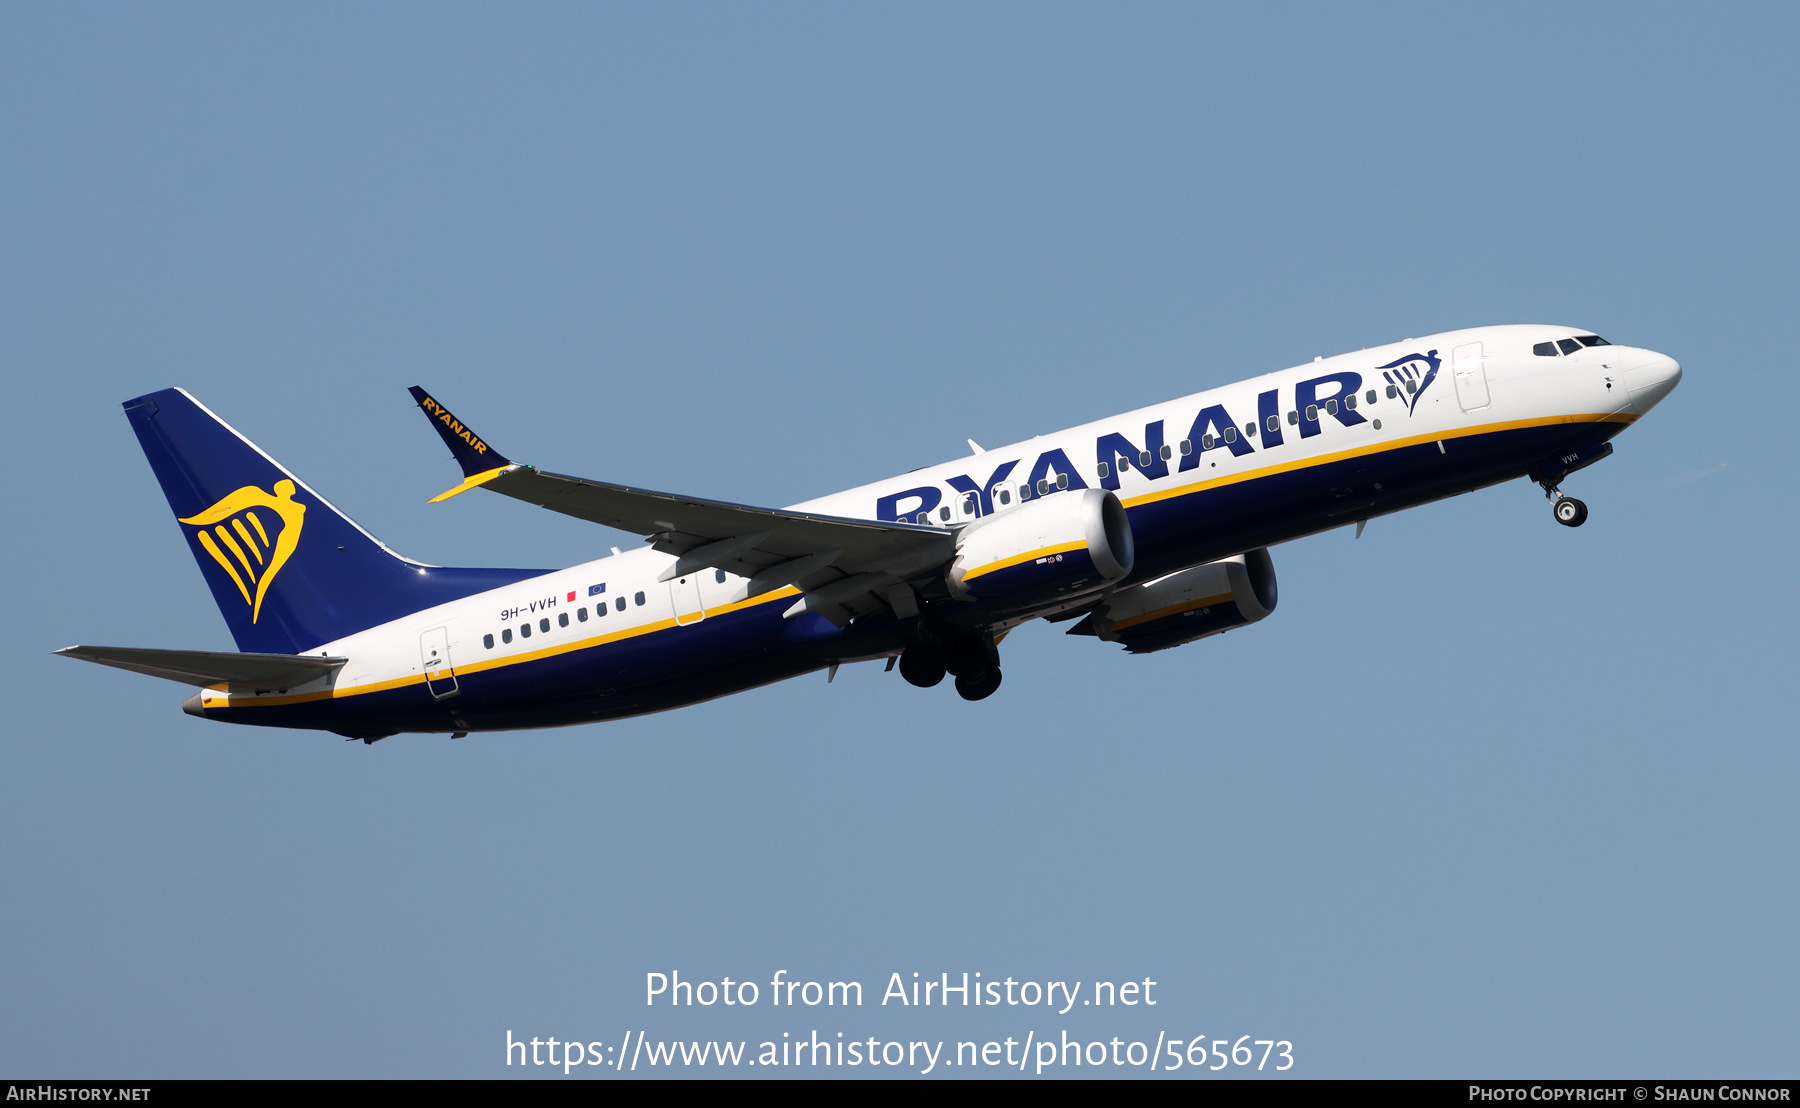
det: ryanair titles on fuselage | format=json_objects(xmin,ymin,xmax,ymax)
[{"xmin": 856, "ymin": 353, "xmax": 1437, "ymax": 524}]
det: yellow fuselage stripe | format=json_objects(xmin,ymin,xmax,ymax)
[
  {"xmin": 202, "ymin": 585, "xmax": 804, "ymax": 709},
  {"xmin": 1122, "ymin": 411, "xmax": 1634, "ymax": 510}
]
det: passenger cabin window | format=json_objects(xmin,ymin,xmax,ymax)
[
  {"xmin": 483, "ymin": 633, "xmax": 495, "ymax": 649},
  {"xmin": 1534, "ymin": 341, "xmax": 1559, "ymax": 356},
  {"xmin": 1288, "ymin": 410, "xmax": 1299, "ymax": 424},
  {"xmin": 1576, "ymin": 334, "xmax": 1611, "ymax": 346},
  {"xmin": 1056, "ymin": 473, "xmax": 1069, "ymax": 490},
  {"xmin": 1160, "ymin": 443, "xmax": 1173, "ymax": 458},
  {"xmin": 1201, "ymin": 433, "xmax": 1214, "ymax": 450},
  {"xmin": 539, "ymin": 618, "xmax": 550, "ymax": 633},
  {"xmin": 938, "ymin": 506, "xmax": 951, "ymax": 521},
  {"xmin": 1019, "ymin": 484, "xmax": 1032, "ymax": 500},
  {"xmin": 1222, "ymin": 427, "xmax": 1237, "ymax": 443},
  {"xmin": 1385, "ymin": 384, "xmax": 1398, "ymax": 398},
  {"xmin": 1325, "ymin": 399, "xmax": 1339, "ymax": 415},
  {"xmin": 1343, "ymin": 395, "xmax": 1356, "ymax": 410},
  {"xmin": 1179, "ymin": 438, "xmax": 1193, "ymax": 455},
  {"xmin": 577, "ymin": 607, "xmax": 588, "ymax": 622},
  {"xmin": 1243, "ymin": 423, "xmax": 1256, "ymax": 438},
  {"xmin": 615, "ymin": 597, "xmax": 625, "ymax": 612},
  {"xmin": 1557, "ymin": 338, "xmax": 1582, "ymax": 355},
  {"xmin": 520, "ymin": 623, "xmax": 531, "ymax": 638},
  {"xmin": 1305, "ymin": 404, "xmax": 1318, "ymax": 421},
  {"xmin": 1096, "ymin": 461, "xmax": 1110, "ymax": 479},
  {"xmin": 634, "ymin": 591, "xmax": 646, "ymax": 606},
  {"xmin": 1365, "ymin": 390, "xmax": 1377, "ymax": 405},
  {"xmin": 558, "ymin": 613, "xmax": 569, "ymax": 628},
  {"xmin": 502, "ymin": 628, "xmax": 513, "ymax": 644},
  {"xmin": 715, "ymin": 569, "xmax": 727, "ymax": 583},
  {"xmin": 998, "ymin": 488, "xmax": 1012, "ymax": 505},
  {"xmin": 1266, "ymin": 415, "xmax": 1279, "ymax": 432}
]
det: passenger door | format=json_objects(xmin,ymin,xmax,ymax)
[
  {"xmin": 419, "ymin": 627, "xmax": 459, "ymax": 699},
  {"xmin": 1452, "ymin": 342, "xmax": 1491, "ymax": 412}
]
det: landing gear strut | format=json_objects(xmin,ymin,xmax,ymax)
[{"xmin": 1542, "ymin": 480, "xmax": 1589, "ymax": 528}]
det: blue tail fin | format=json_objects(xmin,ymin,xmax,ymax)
[{"xmin": 124, "ymin": 388, "xmax": 547, "ymax": 654}]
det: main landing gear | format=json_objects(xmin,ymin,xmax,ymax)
[{"xmin": 898, "ymin": 629, "xmax": 1003, "ymax": 701}]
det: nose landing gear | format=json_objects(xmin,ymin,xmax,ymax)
[
  {"xmin": 1528, "ymin": 442, "xmax": 1610, "ymax": 529},
  {"xmin": 1552, "ymin": 496, "xmax": 1588, "ymax": 527},
  {"xmin": 1540, "ymin": 478, "xmax": 1589, "ymax": 528}
]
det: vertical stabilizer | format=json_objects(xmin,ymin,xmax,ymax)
[{"xmin": 124, "ymin": 388, "xmax": 545, "ymax": 654}]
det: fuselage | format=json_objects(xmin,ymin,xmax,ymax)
[{"xmin": 188, "ymin": 324, "xmax": 1681, "ymax": 736}]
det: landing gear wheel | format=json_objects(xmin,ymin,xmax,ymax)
[
  {"xmin": 954, "ymin": 667, "xmax": 1002, "ymax": 701},
  {"xmin": 946, "ymin": 636, "xmax": 1000, "ymax": 678},
  {"xmin": 898, "ymin": 645, "xmax": 947, "ymax": 688},
  {"xmin": 1553, "ymin": 497, "xmax": 1588, "ymax": 527}
]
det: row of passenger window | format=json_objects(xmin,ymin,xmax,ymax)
[
  {"xmin": 485, "ymin": 598, "xmax": 636, "ymax": 647},
  {"xmin": 1534, "ymin": 335, "xmax": 1611, "ymax": 356},
  {"xmin": 914, "ymin": 386, "xmax": 1409, "ymax": 521},
  {"xmin": 481, "ymin": 569, "xmax": 733, "ymax": 649}
]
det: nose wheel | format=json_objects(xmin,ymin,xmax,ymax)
[{"xmin": 1551, "ymin": 493, "xmax": 1588, "ymax": 527}]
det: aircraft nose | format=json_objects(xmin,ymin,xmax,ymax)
[{"xmin": 1624, "ymin": 352, "xmax": 1682, "ymax": 414}]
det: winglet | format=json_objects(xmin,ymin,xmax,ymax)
[{"xmin": 408, "ymin": 386, "xmax": 513, "ymax": 477}]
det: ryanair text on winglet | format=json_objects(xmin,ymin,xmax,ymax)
[{"xmin": 418, "ymin": 395, "xmax": 494, "ymax": 456}]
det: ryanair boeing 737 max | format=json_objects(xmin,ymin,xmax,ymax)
[{"xmin": 59, "ymin": 325, "xmax": 1680, "ymax": 741}]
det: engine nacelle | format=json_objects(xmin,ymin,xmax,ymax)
[
  {"xmin": 1069, "ymin": 548, "xmax": 1277, "ymax": 653},
  {"xmin": 947, "ymin": 489, "xmax": 1134, "ymax": 610}
]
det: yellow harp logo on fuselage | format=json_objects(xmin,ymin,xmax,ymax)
[{"xmin": 179, "ymin": 480, "xmax": 306, "ymax": 623}]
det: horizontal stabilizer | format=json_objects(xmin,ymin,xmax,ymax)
[{"xmin": 54, "ymin": 645, "xmax": 347, "ymax": 688}]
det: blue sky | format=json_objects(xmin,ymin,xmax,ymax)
[{"xmin": 3, "ymin": 2, "xmax": 1795, "ymax": 1077}]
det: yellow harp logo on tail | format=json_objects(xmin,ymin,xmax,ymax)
[{"xmin": 179, "ymin": 480, "xmax": 306, "ymax": 623}]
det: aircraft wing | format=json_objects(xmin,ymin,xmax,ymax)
[{"xmin": 409, "ymin": 387, "xmax": 952, "ymax": 624}]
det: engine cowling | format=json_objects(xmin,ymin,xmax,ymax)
[
  {"xmin": 947, "ymin": 489, "xmax": 1134, "ymax": 611},
  {"xmin": 1068, "ymin": 548, "xmax": 1277, "ymax": 653}
]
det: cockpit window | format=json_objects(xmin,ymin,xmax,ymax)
[
  {"xmin": 1575, "ymin": 334, "xmax": 1611, "ymax": 347},
  {"xmin": 1533, "ymin": 342, "xmax": 1559, "ymax": 356},
  {"xmin": 1556, "ymin": 338, "xmax": 1582, "ymax": 355}
]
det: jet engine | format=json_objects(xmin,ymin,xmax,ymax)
[
  {"xmin": 1067, "ymin": 548, "xmax": 1277, "ymax": 653},
  {"xmin": 947, "ymin": 489, "xmax": 1134, "ymax": 613}
]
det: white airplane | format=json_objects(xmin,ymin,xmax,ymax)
[{"xmin": 59, "ymin": 325, "xmax": 1680, "ymax": 742}]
